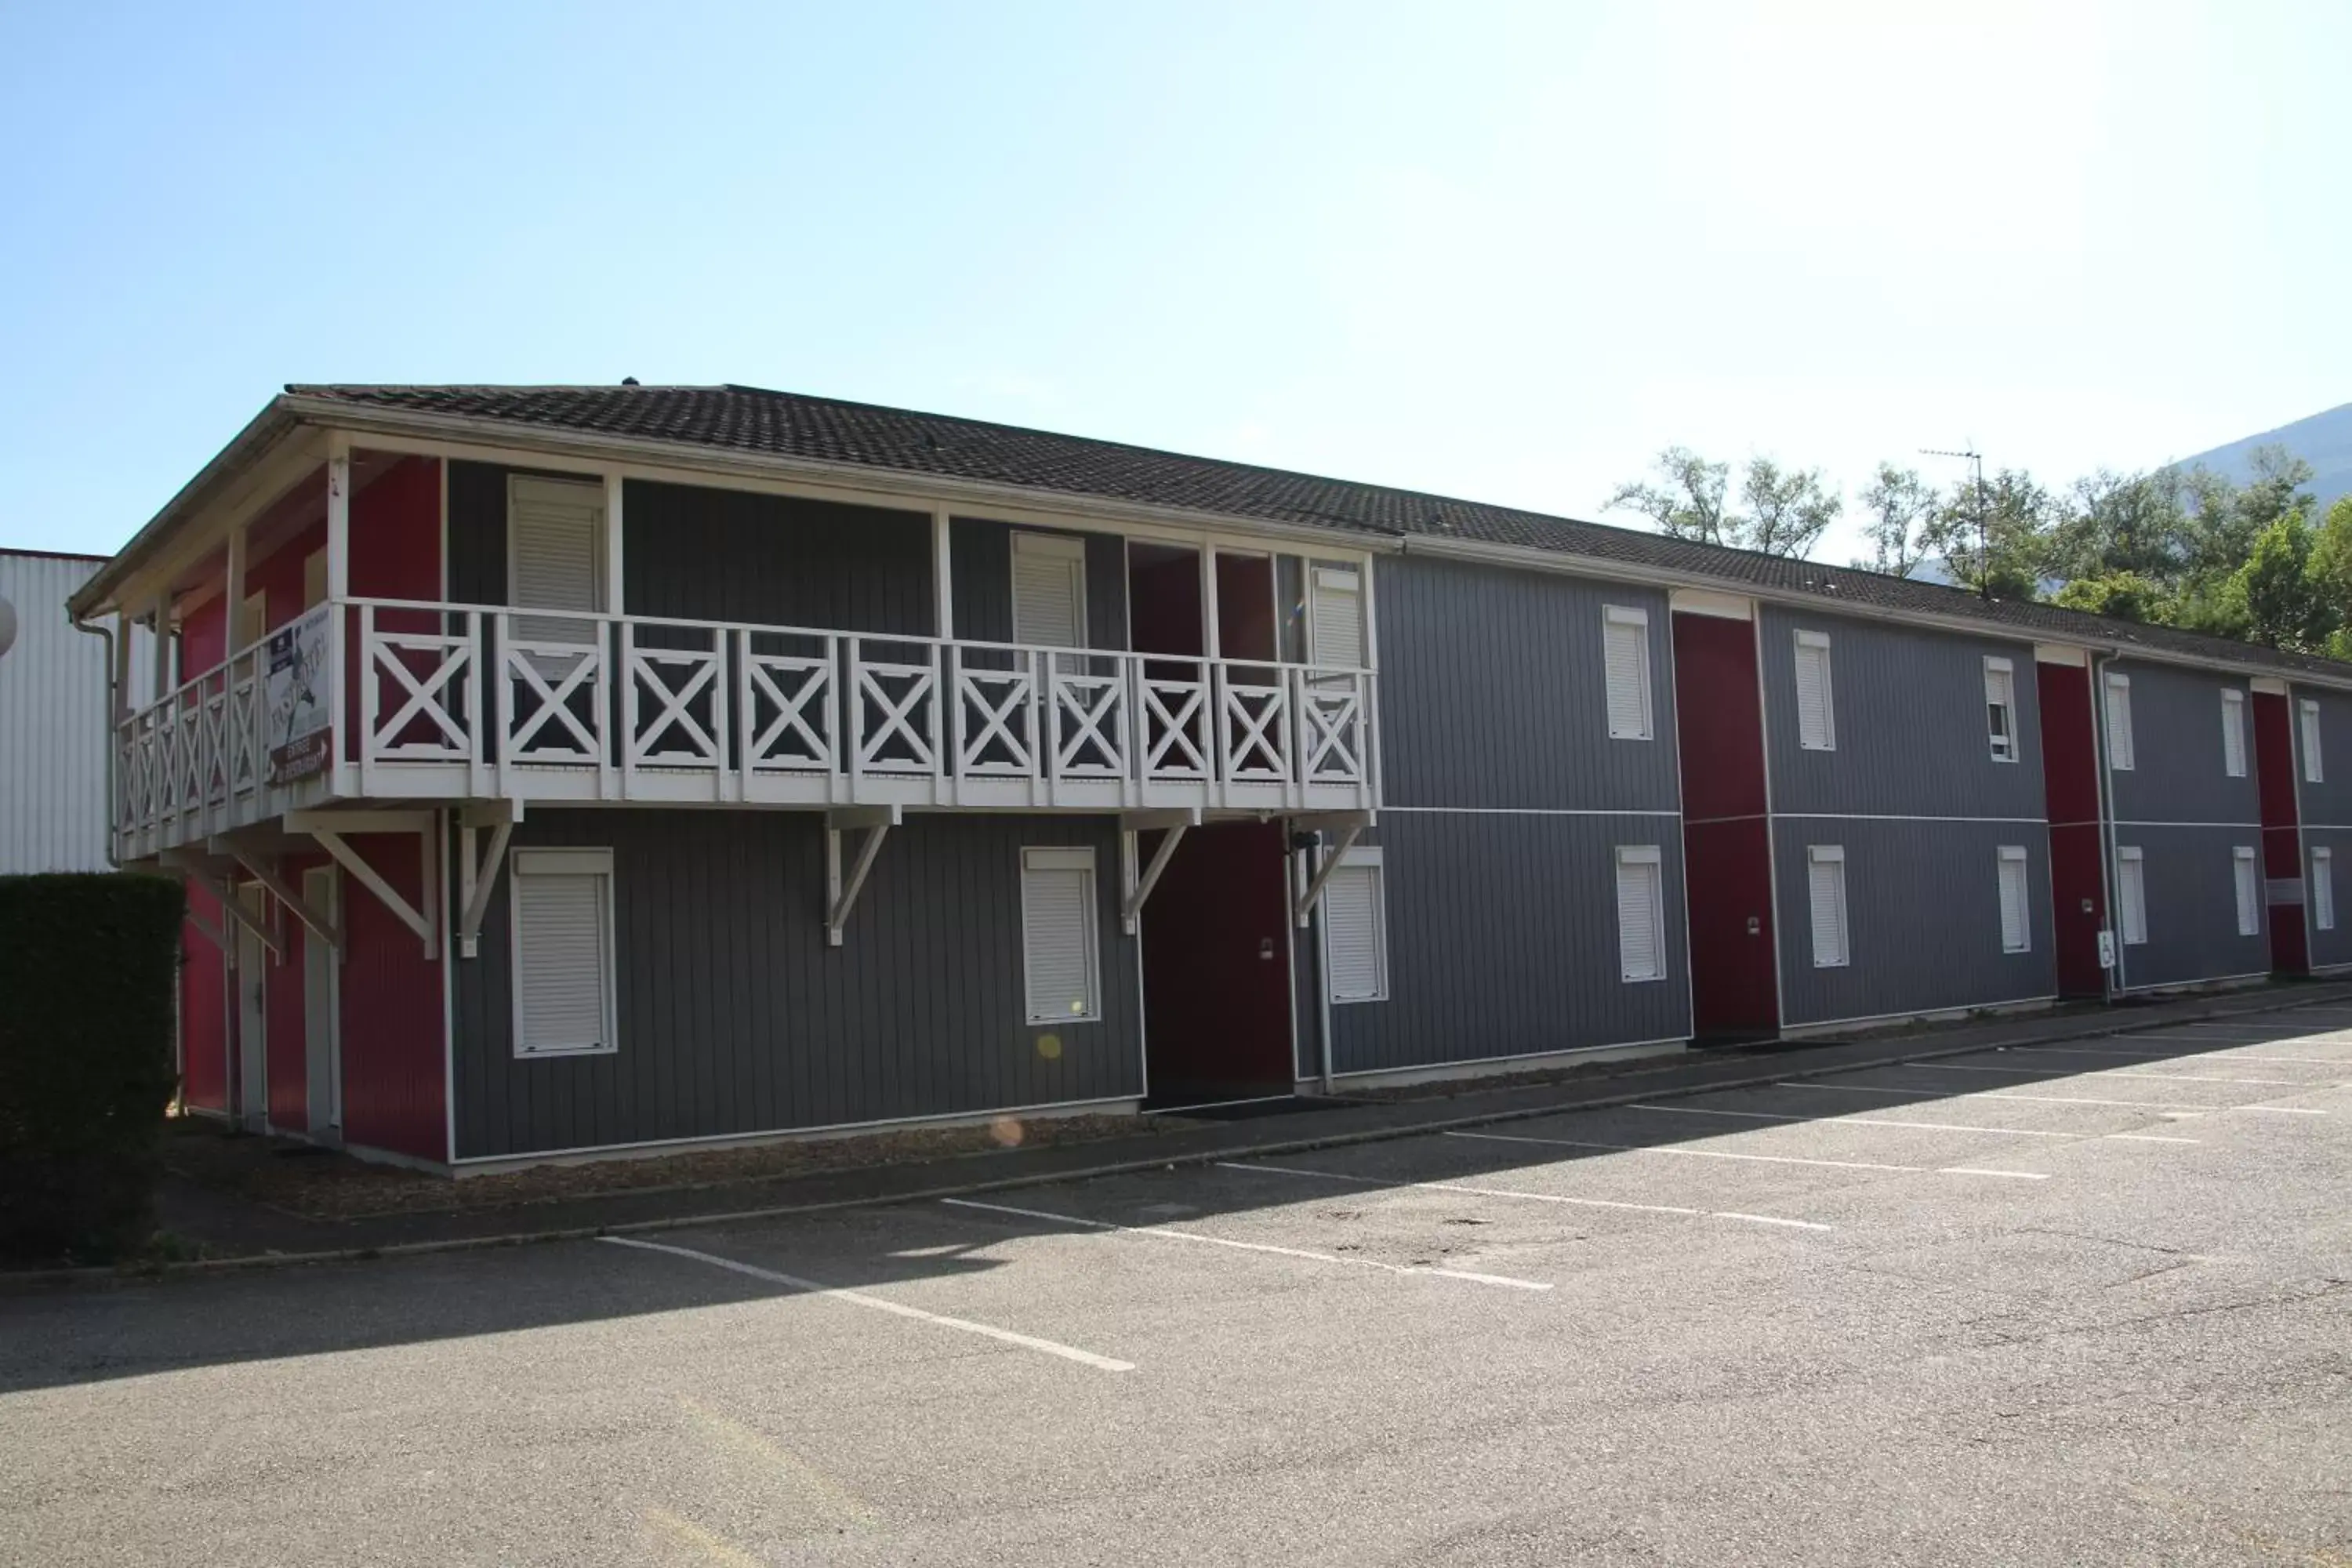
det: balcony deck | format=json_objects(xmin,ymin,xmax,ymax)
[{"xmin": 115, "ymin": 597, "xmax": 1379, "ymax": 858}]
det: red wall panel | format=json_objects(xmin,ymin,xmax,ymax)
[
  {"xmin": 2036, "ymin": 662, "xmax": 2108, "ymax": 997},
  {"xmin": 336, "ymin": 830, "xmax": 447, "ymax": 1162},
  {"xmin": 180, "ymin": 882, "xmax": 230, "ymax": 1112},
  {"xmin": 342, "ymin": 456, "xmax": 444, "ymax": 760},
  {"xmin": 2253, "ymin": 690, "xmax": 2307, "ymax": 973},
  {"xmin": 1671, "ymin": 611, "xmax": 1777, "ymax": 1035}
]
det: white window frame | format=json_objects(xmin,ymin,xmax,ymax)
[
  {"xmin": 1602, "ymin": 604, "xmax": 1654, "ymax": 742},
  {"xmin": 1996, "ymin": 844, "xmax": 2031, "ymax": 954},
  {"xmin": 2220, "ymin": 688, "xmax": 2248, "ymax": 779},
  {"xmin": 1984, "ymin": 656, "xmax": 2019, "ymax": 764},
  {"xmin": 1010, "ymin": 530, "xmax": 1089, "ymax": 651},
  {"xmin": 2314, "ymin": 846, "xmax": 2336, "ymax": 932},
  {"xmin": 1613, "ymin": 844, "xmax": 1667, "ymax": 983},
  {"xmin": 2116, "ymin": 845, "xmax": 2147, "ymax": 946},
  {"xmin": 1794, "ymin": 630, "xmax": 1836, "ymax": 752},
  {"xmin": 2233, "ymin": 845, "xmax": 2260, "ymax": 938},
  {"xmin": 509, "ymin": 847, "xmax": 619, "ymax": 1059},
  {"xmin": 1320, "ymin": 844, "xmax": 1389, "ymax": 1004},
  {"xmin": 1806, "ymin": 844, "xmax": 1849, "ymax": 968},
  {"xmin": 2302, "ymin": 699, "xmax": 2325, "ymax": 784},
  {"xmin": 1020, "ymin": 846, "xmax": 1102, "ymax": 1025},
  {"xmin": 2104, "ymin": 671, "xmax": 2135, "ymax": 771}
]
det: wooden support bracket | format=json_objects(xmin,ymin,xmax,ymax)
[
  {"xmin": 825, "ymin": 805, "xmax": 900, "ymax": 947},
  {"xmin": 229, "ymin": 849, "xmax": 341, "ymax": 952},
  {"xmin": 1117, "ymin": 808, "xmax": 1200, "ymax": 934},
  {"xmin": 310, "ymin": 827, "xmax": 437, "ymax": 955},
  {"xmin": 456, "ymin": 819, "xmax": 515, "ymax": 960},
  {"xmin": 1294, "ymin": 815, "xmax": 1371, "ymax": 928}
]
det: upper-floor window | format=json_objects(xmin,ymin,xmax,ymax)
[
  {"xmin": 2220, "ymin": 688, "xmax": 2248, "ymax": 779},
  {"xmin": 2104, "ymin": 672, "xmax": 2135, "ymax": 771},
  {"xmin": 1603, "ymin": 605, "xmax": 1653, "ymax": 741},
  {"xmin": 1794, "ymin": 630, "xmax": 1835, "ymax": 751},
  {"xmin": 509, "ymin": 476, "xmax": 606, "ymax": 646},
  {"xmin": 1984, "ymin": 657, "xmax": 2019, "ymax": 764},
  {"xmin": 1011, "ymin": 531, "xmax": 1087, "ymax": 650},
  {"xmin": 2303, "ymin": 699, "xmax": 2325, "ymax": 783}
]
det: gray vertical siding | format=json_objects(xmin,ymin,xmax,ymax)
[
  {"xmin": 1374, "ymin": 555, "xmax": 1680, "ymax": 811},
  {"xmin": 1287, "ymin": 555, "xmax": 1690, "ymax": 1077},
  {"xmin": 948, "ymin": 517, "xmax": 1128, "ymax": 650},
  {"xmin": 1772, "ymin": 818, "xmax": 2057, "ymax": 1027},
  {"xmin": 1297, "ymin": 812, "xmax": 1690, "ymax": 1076},
  {"xmin": 1757, "ymin": 605, "xmax": 2045, "ymax": 818},
  {"xmin": 2111, "ymin": 822, "xmax": 2270, "ymax": 990},
  {"xmin": 451, "ymin": 809, "xmax": 1143, "ymax": 1159},
  {"xmin": 2103, "ymin": 660, "xmax": 2261, "ymax": 828},
  {"xmin": 624, "ymin": 482, "xmax": 934, "ymax": 634},
  {"xmin": 2289, "ymin": 686, "xmax": 2352, "ymax": 830},
  {"xmin": 2299, "ymin": 825, "xmax": 2352, "ymax": 971}
]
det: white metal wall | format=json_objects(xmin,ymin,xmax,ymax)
[{"xmin": 0, "ymin": 551, "xmax": 147, "ymax": 873}]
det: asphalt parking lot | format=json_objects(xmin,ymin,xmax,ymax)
[{"xmin": 5, "ymin": 1006, "xmax": 2350, "ymax": 1566}]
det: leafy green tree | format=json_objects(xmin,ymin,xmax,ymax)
[
  {"xmin": 2049, "ymin": 571, "xmax": 2168, "ymax": 623},
  {"xmin": 1924, "ymin": 468, "xmax": 2055, "ymax": 598},
  {"xmin": 1852, "ymin": 463, "xmax": 1936, "ymax": 576},
  {"xmin": 1605, "ymin": 448, "xmax": 1733, "ymax": 547},
  {"xmin": 2217, "ymin": 514, "xmax": 2336, "ymax": 650},
  {"xmin": 1741, "ymin": 457, "xmax": 1842, "ymax": 559}
]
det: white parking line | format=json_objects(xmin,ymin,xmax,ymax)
[
  {"xmin": 1214, "ymin": 1160, "xmax": 1835, "ymax": 1232},
  {"xmin": 1781, "ymin": 1082, "xmax": 2328, "ymax": 1115},
  {"xmin": 599, "ymin": 1235, "xmax": 1135, "ymax": 1373},
  {"xmin": 941, "ymin": 1196, "xmax": 1553, "ymax": 1292},
  {"xmin": 1901, "ymin": 1062, "xmax": 2319, "ymax": 1087},
  {"xmin": 1624, "ymin": 1102, "xmax": 2201, "ymax": 1145},
  {"xmin": 2027, "ymin": 1043, "xmax": 2351, "ymax": 1067},
  {"xmin": 1445, "ymin": 1128, "xmax": 2050, "ymax": 1180}
]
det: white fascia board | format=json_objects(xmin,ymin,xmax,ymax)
[
  {"xmin": 1668, "ymin": 588, "xmax": 1753, "ymax": 620},
  {"xmin": 2033, "ymin": 642, "xmax": 2089, "ymax": 666}
]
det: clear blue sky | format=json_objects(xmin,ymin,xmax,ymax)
[{"xmin": 3, "ymin": 1, "xmax": 2345, "ymax": 564}]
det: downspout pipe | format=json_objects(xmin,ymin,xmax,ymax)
[
  {"xmin": 68, "ymin": 611, "xmax": 119, "ymax": 869},
  {"xmin": 2090, "ymin": 652, "xmax": 2124, "ymax": 998}
]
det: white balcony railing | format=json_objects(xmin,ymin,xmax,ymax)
[{"xmin": 114, "ymin": 597, "xmax": 1378, "ymax": 856}]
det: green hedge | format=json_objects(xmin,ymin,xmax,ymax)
[{"xmin": 0, "ymin": 873, "xmax": 184, "ymax": 1262}]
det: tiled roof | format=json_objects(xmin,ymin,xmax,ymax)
[{"xmin": 291, "ymin": 383, "xmax": 2352, "ymax": 681}]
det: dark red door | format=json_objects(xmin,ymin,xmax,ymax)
[
  {"xmin": 2037, "ymin": 660, "xmax": 2110, "ymax": 998},
  {"xmin": 1139, "ymin": 822, "xmax": 1295, "ymax": 1100},
  {"xmin": 1672, "ymin": 612, "xmax": 1780, "ymax": 1037},
  {"xmin": 2253, "ymin": 688, "xmax": 2307, "ymax": 973}
]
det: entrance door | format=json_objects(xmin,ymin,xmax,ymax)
[
  {"xmin": 1139, "ymin": 821, "xmax": 1296, "ymax": 1104},
  {"xmin": 302, "ymin": 866, "xmax": 343, "ymax": 1144},
  {"xmin": 234, "ymin": 884, "xmax": 268, "ymax": 1129}
]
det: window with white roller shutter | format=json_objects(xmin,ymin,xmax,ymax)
[
  {"xmin": 2116, "ymin": 846, "xmax": 2147, "ymax": 946},
  {"xmin": 1997, "ymin": 845, "xmax": 2030, "ymax": 953},
  {"xmin": 2104, "ymin": 672, "xmax": 2135, "ymax": 771},
  {"xmin": 1806, "ymin": 844, "xmax": 1849, "ymax": 967},
  {"xmin": 2221, "ymin": 688, "xmax": 2247, "ymax": 778},
  {"xmin": 1984, "ymin": 657, "xmax": 2019, "ymax": 763},
  {"xmin": 510, "ymin": 848, "xmax": 617, "ymax": 1057},
  {"xmin": 1021, "ymin": 848, "xmax": 1100, "ymax": 1024},
  {"xmin": 1794, "ymin": 630, "xmax": 1835, "ymax": 750},
  {"xmin": 1615, "ymin": 846, "xmax": 1665, "ymax": 982},
  {"xmin": 2314, "ymin": 847, "xmax": 2336, "ymax": 932},
  {"xmin": 1321, "ymin": 845, "xmax": 1388, "ymax": 1003},
  {"xmin": 1309, "ymin": 566, "xmax": 1364, "ymax": 669},
  {"xmin": 507, "ymin": 477, "xmax": 605, "ymax": 646},
  {"xmin": 2233, "ymin": 846, "xmax": 2260, "ymax": 937},
  {"xmin": 2303, "ymin": 699, "xmax": 2325, "ymax": 783},
  {"xmin": 1603, "ymin": 606, "xmax": 1653, "ymax": 741},
  {"xmin": 1011, "ymin": 532, "xmax": 1087, "ymax": 650}
]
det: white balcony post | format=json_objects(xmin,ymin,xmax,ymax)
[
  {"xmin": 602, "ymin": 471, "xmax": 625, "ymax": 615},
  {"xmin": 931, "ymin": 508, "xmax": 953, "ymax": 639},
  {"xmin": 358, "ymin": 604, "xmax": 379, "ymax": 793},
  {"xmin": 1199, "ymin": 546, "xmax": 1221, "ymax": 660},
  {"xmin": 325, "ymin": 435, "xmax": 351, "ymax": 795}
]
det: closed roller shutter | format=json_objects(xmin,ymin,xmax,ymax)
[
  {"xmin": 2221, "ymin": 689, "xmax": 2247, "ymax": 778},
  {"xmin": 1604, "ymin": 607, "xmax": 1652, "ymax": 741},
  {"xmin": 2104, "ymin": 673, "xmax": 2135, "ymax": 771},
  {"xmin": 1011, "ymin": 532, "xmax": 1087, "ymax": 649},
  {"xmin": 1022, "ymin": 848, "xmax": 1100, "ymax": 1022},
  {"xmin": 2117, "ymin": 848, "xmax": 2147, "ymax": 946},
  {"xmin": 1311, "ymin": 567, "xmax": 1363, "ymax": 669},
  {"xmin": 1615, "ymin": 846, "xmax": 1664, "ymax": 982},
  {"xmin": 2314, "ymin": 848, "xmax": 2336, "ymax": 932},
  {"xmin": 512, "ymin": 848, "xmax": 615, "ymax": 1056},
  {"xmin": 510, "ymin": 477, "xmax": 604, "ymax": 647},
  {"xmin": 1997, "ymin": 846, "xmax": 2030, "ymax": 953},
  {"xmin": 2234, "ymin": 846, "xmax": 2260, "ymax": 937},
  {"xmin": 1807, "ymin": 844, "xmax": 1848, "ymax": 967},
  {"xmin": 1795, "ymin": 631, "xmax": 1835, "ymax": 750},
  {"xmin": 2303, "ymin": 699, "xmax": 2325, "ymax": 783},
  {"xmin": 1322, "ymin": 850, "xmax": 1387, "ymax": 1003}
]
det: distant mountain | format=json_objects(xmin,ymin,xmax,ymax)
[{"xmin": 2169, "ymin": 401, "xmax": 2352, "ymax": 517}]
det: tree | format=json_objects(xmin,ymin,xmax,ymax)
[
  {"xmin": 1605, "ymin": 448, "xmax": 1732, "ymax": 547},
  {"xmin": 1924, "ymin": 468, "xmax": 2056, "ymax": 598},
  {"xmin": 1741, "ymin": 458, "xmax": 1842, "ymax": 559},
  {"xmin": 2049, "ymin": 571, "xmax": 2167, "ymax": 623},
  {"xmin": 2218, "ymin": 514, "xmax": 2338, "ymax": 652},
  {"xmin": 1853, "ymin": 463, "xmax": 1936, "ymax": 577},
  {"xmin": 1606, "ymin": 448, "xmax": 1840, "ymax": 558}
]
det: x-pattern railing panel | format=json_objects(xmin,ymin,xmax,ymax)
[
  {"xmin": 503, "ymin": 642, "xmax": 605, "ymax": 761},
  {"xmin": 1220, "ymin": 677, "xmax": 1290, "ymax": 782},
  {"xmin": 368, "ymin": 632, "xmax": 477, "ymax": 760},
  {"xmin": 1298, "ymin": 673, "xmax": 1364, "ymax": 783},
  {"xmin": 855, "ymin": 660, "xmax": 937, "ymax": 773},
  {"xmin": 956, "ymin": 666, "xmax": 1036, "ymax": 775},
  {"xmin": 627, "ymin": 644, "xmax": 723, "ymax": 767},
  {"xmin": 746, "ymin": 655, "xmax": 835, "ymax": 771},
  {"xmin": 1051, "ymin": 672, "xmax": 1127, "ymax": 778},
  {"xmin": 1141, "ymin": 675, "xmax": 1210, "ymax": 781}
]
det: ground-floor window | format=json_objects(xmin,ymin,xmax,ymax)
[
  {"xmin": 1021, "ymin": 847, "xmax": 1102, "ymax": 1024},
  {"xmin": 2314, "ymin": 846, "xmax": 2336, "ymax": 932},
  {"xmin": 1614, "ymin": 845, "xmax": 1666, "ymax": 982},
  {"xmin": 1806, "ymin": 844, "xmax": 1849, "ymax": 968},
  {"xmin": 510, "ymin": 848, "xmax": 618, "ymax": 1057},
  {"xmin": 2233, "ymin": 846, "xmax": 2261, "ymax": 937},
  {"xmin": 1321, "ymin": 845, "xmax": 1388, "ymax": 1004},
  {"xmin": 2116, "ymin": 846, "xmax": 2147, "ymax": 946},
  {"xmin": 1997, "ymin": 846, "xmax": 2031, "ymax": 953}
]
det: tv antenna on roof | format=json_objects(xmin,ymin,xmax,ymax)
[{"xmin": 1922, "ymin": 446, "xmax": 1988, "ymax": 599}]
